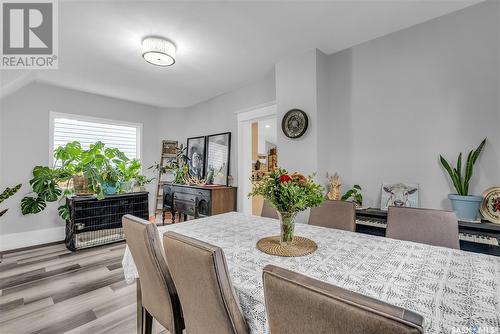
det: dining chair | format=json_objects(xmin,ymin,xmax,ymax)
[
  {"xmin": 386, "ymin": 206, "xmax": 460, "ymax": 249},
  {"xmin": 261, "ymin": 200, "xmax": 279, "ymax": 219},
  {"xmin": 122, "ymin": 215, "xmax": 184, "ymax": 334},
  {"xmin": 308, "ymin": 200, "xmax": 356, "ymax": 231},
  {"xmin": 163, "ymin": 231, "xmax": 249, "ymax": 334},
  {"xmin": 262, "ymin": 265, "xmax": 424, "ymax": 334}
]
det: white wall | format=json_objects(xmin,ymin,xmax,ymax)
[
  {"xmin": 0, "ymin": 82, "xmax": 179, "ymax": 249},
  {"xmin": 276, "ymin": 50, "xmax": 319, "ymax": 177},
  {"xmin": 161, "ymin": 70, "xmax": 276, "ymax": 187},
  {"xmin": 326, "ymin": 0, "xmax": 500, "ymax": 209}
]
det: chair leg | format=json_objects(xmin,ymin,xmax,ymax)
[
  {"xmin": 136, "ymin": 278, "xmax": 143, "ymax": 334},
  {"xmin": 143, "ymin": 309, "xmax": 153, "ymax": 334}
]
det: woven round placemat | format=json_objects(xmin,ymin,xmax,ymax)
[{"xmin": 256, "ymin": 236, "xmax": 318, "ymax": 257}]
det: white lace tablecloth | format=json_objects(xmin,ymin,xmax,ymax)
[{"xmin": 122, "ymin": 212, "xmax": 500, "ymax": 334}]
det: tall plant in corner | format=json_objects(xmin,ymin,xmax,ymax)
[{"xmin": 439, "ymin": 138, "xmax": 486, "ymax": 221}]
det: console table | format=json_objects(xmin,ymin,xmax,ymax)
[{"xmin": 162, "ymin": 184, "xmax": 237, "ymax": 223}]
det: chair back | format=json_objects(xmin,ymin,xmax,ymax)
[
  {"xmin": 308, "ymin": 200, "xmax": 356, "ymax": 231},
  {"xmin": 262, "ymin": 265, "xmax": 423, "ymax": 334},
  {"xmin": 261, "ymin": 200, "xmax": 279, "ymax": 219},
  {"xmin": 386, "ymin": 206, "xmax": 460, "ymax": 249},
  {"xmin": 163, "ymin": 232, "xmax": 249, "ymax": 334},
  {"xmin": 122, "ymin": 215, "xmax": 183, "ymax": 333}
]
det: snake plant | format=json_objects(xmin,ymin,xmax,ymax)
[{"xmin": 439, "ymin": 138, "xmax": 486, "ymax": 196}]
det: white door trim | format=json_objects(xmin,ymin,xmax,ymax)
[{"xmin": 237, "ymin": 104, "xmax": 277, "ymax": 214}]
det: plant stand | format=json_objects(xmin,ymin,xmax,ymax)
[{"xmin": 65, "ymin": 192, "xmax": 149, "ymax": 251}]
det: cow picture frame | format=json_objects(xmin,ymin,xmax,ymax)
[{"xmin": 381, "ymin": 183, "xmax": 419, "ymax": 211}]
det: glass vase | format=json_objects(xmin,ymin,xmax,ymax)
[{"xmin": 277, "ymin": 211, "xmax": 297, "ymax": 245}]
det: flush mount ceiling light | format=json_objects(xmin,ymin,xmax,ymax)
[{"xmin": 142, "ymin": 37, "xmax": 176, "ymax": 66}]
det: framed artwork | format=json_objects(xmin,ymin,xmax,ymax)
[
  {"xmin": 381, "ymin": 183, "xmax": 419, "ymax": 210},
  {"xmin": 186, "ymin": 136, "xmax": 206, "ymax": 179},
  {"xmin": 206, "ymin": 132, "xmax": 231, "ymax": 186}
]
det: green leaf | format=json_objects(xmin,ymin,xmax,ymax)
[
  {"xmin": 21, "ymin": 196, "xmax": 47, "ymax": 215},
  {"xmin": 471, "ymin": 138, "xmax": 486, "ymax": 165},
  {"xmin": 440, "ymin": 155, "xmax": 463, "ymax": 195},
  {"xmin": 0, "ymin": 184, "xmax": 21, "ymax": 204},
  {"xmin": 58, "ymin": 205, "xmax": 71, "ymax": 221}
]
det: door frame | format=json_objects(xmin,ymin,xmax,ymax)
[{"xmin": 236, "ymin": 103, "xmax": 277, "ymax": 214}]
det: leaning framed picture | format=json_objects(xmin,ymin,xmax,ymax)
[
  {"xmin": 206, "ymin": 132, "xmax": 231, "ymax": 186},
  {"xmin": 380, "ymin": 183, "xmax": 419, "ymax": 210},
  {"xmin": 186, "ymin": 136, "xmax": 206, "ymax": 179}
]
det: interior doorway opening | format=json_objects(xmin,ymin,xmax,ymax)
[{"xmin": 237, "ymin": 104, "xmax": 277, "ymax": 214}]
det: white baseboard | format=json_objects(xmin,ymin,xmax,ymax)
[{"xmin": 0, "ymin": 226, "xmax": 65, "ymax": 252}]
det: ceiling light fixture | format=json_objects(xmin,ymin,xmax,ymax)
[
  {"xmin": 265, "ymin": 124, "xmax": 271, "ymax": 128},
  {"xmin": 142, "ymin": 37, "xmax": 176, "ymax": 66}
]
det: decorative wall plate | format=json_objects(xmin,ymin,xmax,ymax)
[
  {"xmin": 480, "ymin": 187, "xmax": 500, "ymax": 224},
  {"xmin": 282, "ymin": 109, "xmax": 308, "ymax": 138}
]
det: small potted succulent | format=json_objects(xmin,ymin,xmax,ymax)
[
  {"xmin": 341, "ymin": 185, "xmax": 363, "ymax": 208},
  {"xmin": 439, "ymin": 138, "xmax": 486, "ymax": 221}
]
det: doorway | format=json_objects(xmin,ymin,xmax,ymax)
[{"xmin": 237, "ymin": 104, "xmax": 277, "ymax": 214}]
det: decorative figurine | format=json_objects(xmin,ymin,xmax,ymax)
[{"xmin": 326, "ymin": 173, "xmax": 342, "ymax": 201}]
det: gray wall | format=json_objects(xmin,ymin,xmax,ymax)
[
  {"xmin": 326, "ymin": 0, "xmax": 499, "ymax": 209},
  {"xmin": 0, "ymin": 83, "xmax": 175, "ymax": 239},
  {"xmin": 163, "ymin": 69, "xmax": 276, "ymax": 186}
]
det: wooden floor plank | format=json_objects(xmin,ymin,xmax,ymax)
[
  {"xmin": 0, "ymin": 297, "xmax": 54, "ymax": 323},
  {"xmin": 0, "ymin": 242, "xmax": 157, "ymax": 334}
]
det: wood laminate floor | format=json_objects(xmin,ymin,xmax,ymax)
[{"xmin": 0, "ymin": 242, "xmax": 166, "ymax": 334}]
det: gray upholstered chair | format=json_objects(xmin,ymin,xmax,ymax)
[
  {"xmin": 261, "ymin": 200, "xmax": 279, "ymax": 219},
  {"xmin": 308, "ymin": 200, "xmax": 356, "ymax": 231},
  {"xmin": 386, "ymin": 206, "xmax": 460, "ymax": 249},
  {"xmin": 122, "ymin": 215, "xmax": 184, "ymax": 334},
  {"xmin": 163, "ymin": 231, "xmax": 249, "ymax": 334},
  {"xmin": 262, "ymin": 265, "xmax": 424, "ymax": 334}
]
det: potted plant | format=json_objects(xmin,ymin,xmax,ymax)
[
  {"xmin": 440, "ymin": 138, "xmax": 486, "ymax": 221},
  {"xmin": 249, "ymin": 168, "xmax": 324, "ymax": 245},
  {"xmin": 21, "ymin": 141, "xmax": 150, "ymax": 220},
  {"xmin": 149, "ymin": 145, "xmax": 190, "ymax": 185},
  {"xmin": 116, "ymin": 159, "xmax": 142, "ymax": 193},
  {"xmin": 341, "ymin": 185, "xmax": 363, "ymax": 208}
]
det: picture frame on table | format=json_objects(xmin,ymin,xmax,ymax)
[
  {"xmin": 186, "ymin": 136, "xmax": 206, "ymax": 179},
  {"xmin": 206, "ymin": 132, "xmax": 231, "ymax": 186}
]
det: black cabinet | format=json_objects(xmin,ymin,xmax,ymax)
[
  {"xmin": 65, "ymin": 192, "xmax": 149, "ymax": 251},
  {"xmin": 163, "ymin": 184, "xmax": 236, "ymax": 223}
]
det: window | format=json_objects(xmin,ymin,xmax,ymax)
[{"xmin": 49, "ymin": 112, "xmax": 142, "ymax": 164}]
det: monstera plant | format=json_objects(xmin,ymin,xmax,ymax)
[
  {"xmin": 21, "ymin": 141, "xmax": 151, "ymax": 220},
  {"xmin": 0, "ymin": 184, "xmax": 22, "ymax": 218}
]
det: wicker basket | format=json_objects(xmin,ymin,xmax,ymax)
[{"xmin": 72, "ymin": 174, "xmax": 94, "ymax": 196}]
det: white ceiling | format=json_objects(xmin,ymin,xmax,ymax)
[{"xmin": 1, "ymin": 0, "xmax": 482, "ymax": 108}]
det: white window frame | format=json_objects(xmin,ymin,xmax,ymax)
[{"xmin": 49, "ymin": 111, "xmax": 143, "ymax": 167}]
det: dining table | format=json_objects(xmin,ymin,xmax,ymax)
[{"xmin": 122, "ymin": 212, "xmax": 500, "ymax": 334}]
